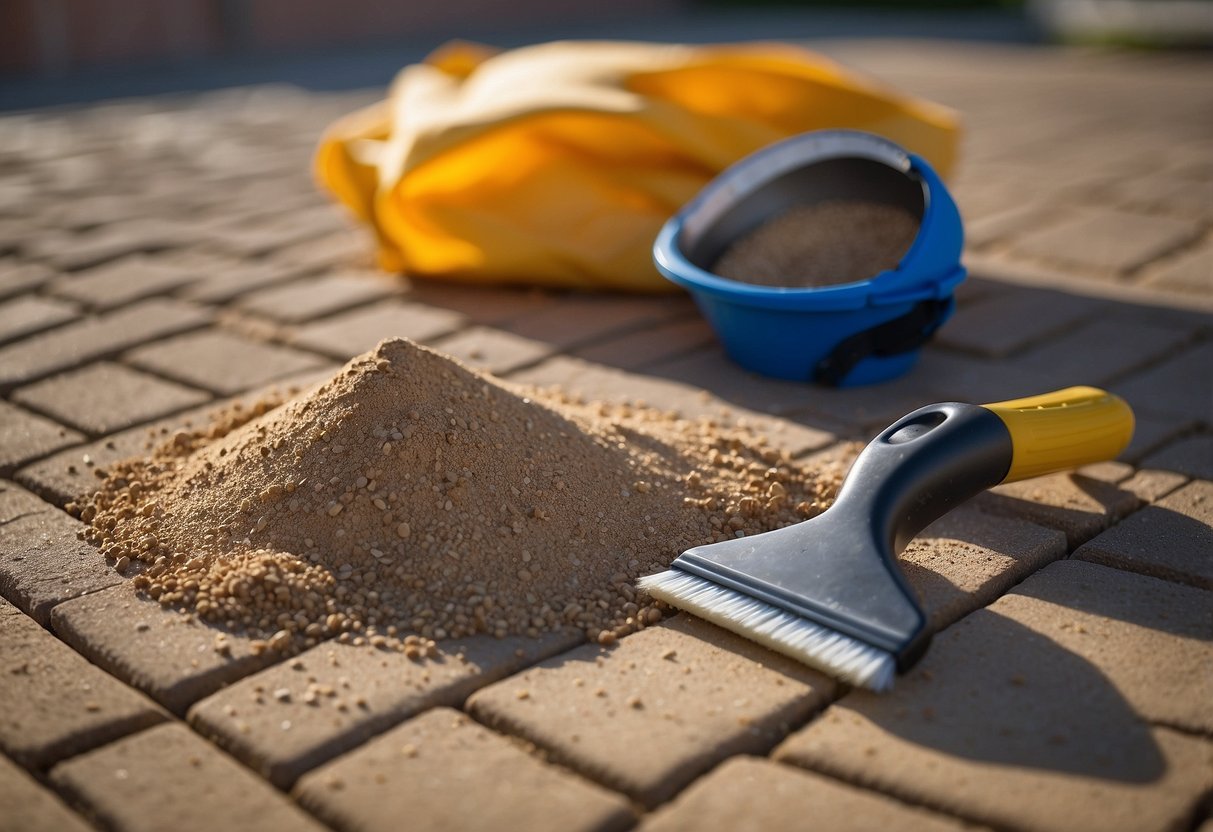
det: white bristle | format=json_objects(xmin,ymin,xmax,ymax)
[{"xmin": 638, "ymin": 569, "xmax": 896, "ymax": 692}]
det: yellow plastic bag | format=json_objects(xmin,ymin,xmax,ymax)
[{"xmin": 316, "ymin": 40, "xmax": 960, "ymax": 293}]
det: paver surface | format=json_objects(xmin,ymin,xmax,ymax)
[{"xmin": 1, "ymin": 35, "xmax": 1210, "ymax": 832}]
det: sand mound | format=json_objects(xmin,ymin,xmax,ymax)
[{"xmin": 76, "ymin": 338, "xmax": 836, "ymax": 654}]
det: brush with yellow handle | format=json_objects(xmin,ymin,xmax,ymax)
[{"xmin": 639, "ymin": 387, "xmax": 1134, "ymax": 691}]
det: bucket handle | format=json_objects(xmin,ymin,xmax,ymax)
[{"xmin": 813, "ymin": 298, "xmax": 953, "ymax": 386}]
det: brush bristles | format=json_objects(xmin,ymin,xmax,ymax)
[{"xmin": 638, "ymin": 569, "xmax": 895, "ymax": 692}]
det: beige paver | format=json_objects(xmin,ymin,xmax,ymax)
[
  {"xmin": 1075, "ymin": 479, "xmax": 1213, "ymax": 589},
  {"xmin": 190, "ymin": 630, "xmax": 580, "ymax": 788},
  {"xmin": 1140, "ymin": 240, "xmax": 1213, "ymax": 294},
  {"xmin": 0, "ymin": 260, "xmax": 55, "ymax": 301},
  {"xmin": 506, "ymin": 294, "xmax": 689, "ymax": 349},
  {"xmin": 975, "ymin": 469, "xmax": 1142, "ymax": 548},
  {"xmin": 407, "ymin": 281, "xmax": 556, "ymax": 325},
  {"xmin": 12, "ymin": 361, "xmax": 210, "ymax": 435},
  {"xmin": 48, "ymin": 254, "xmax": 203, "ymax": 310},
  {"xmin": 0, "ymin": 597, "xmax": 165, "ymax": 769},
  {"xmin": 0, "ymin": 754, "xmax": 94, "ymax": 832},
  {"xmin": 50, "ymin": 584, "xmax": 280, "ymax": 715},
  {"xmin": 0, "ymin": 480, "xmax": 120, "ymax": 624},
  {"xmin": 29, "ymin": 218, "xmax": 199, "ymax": 272},
  {"xmin": 51, "ymin": 722, "xmax": 326, "ymax": 832},
  {"xmin": 935, "ymin": 285, "xmax": 1101, "ymax": 358},
  {"xmin": 290, "ymin": 300, "xmax": 466, "ymax": 358},
  {"xmin": 0, "ymin": 400, "xmax": 82, "ymax": 476},
  {"xmin": 0, "ymin": 295, "xmax": 78, "ymax": 345},
  {"xmin": 237, "ymin": 272, "xmax": 396, "ymax": 323},
  {"xmin": 469, "ymin": 614, "xmax": 835, "ymax": 807},
  {"xmin": 574, "ymin": 316, "xmax": 717, "ymax": 370},
  {"xmin": 1007, "ymin": 207, "xmax": 1202, "ymax": 275},
  {"xmin": 1117, "ymin": 467, "xmax": 1187, "ymax": 503},
  {"xmin": 126, "ymin": 328, "xmax": 331, "ymax": 395},
  {"xmin": 296, "ymin": 708, "xmax": 634, "ymax": 832},
  {"xmin": 432, "ymin": 325, "xmax": 554, "ymax": 375},
  {"xmin": 271, "ymin": 228, "xmax": 373, "ymax": 273},
  {"xmin": 1144, "ymin": 435, "xmax": 1213, "ymax": 481},
  {"xmin": 775, "ymin": 561, "xmax": 1213, "ymax": 832},
  {"xmin": 0, "ymin": 298, "xmax": 212, "ymax": 390},
  {"xmin": 1114, "ymin": 340, "xmax": 1212, "ymax": 425},
  {"xmin": 902, "ymin": 506, "xmax": 1066, "ymax": 632},
  {"xmin": 640, "ymin": 756, "xmax": 976, "ymax": 832},
  {"xmin": 180, "ymin": 258, "xmax": 308, "ymax": 304}
]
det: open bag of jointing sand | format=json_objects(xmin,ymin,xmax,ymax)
[{"xmin": 74, "ymin": 339, "xmax": 843, "ymax": 654}]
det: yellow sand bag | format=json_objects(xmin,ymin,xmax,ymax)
[{"xmin": 316, "ymin": 40, "xmax": 960, "ymax": 293}]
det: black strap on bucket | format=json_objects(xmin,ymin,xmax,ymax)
[{"xmin": 813, "ymin": 298, "xmax": 952, "ymax": 387}]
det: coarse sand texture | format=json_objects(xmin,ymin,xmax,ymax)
[{"xmin": 74, "ymin": 339, "xmax": 838, "ymax": 655}]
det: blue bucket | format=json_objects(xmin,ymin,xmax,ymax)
[{"xmin": 654, "ymin": 130, "xmax": 965, "ymax": 387}]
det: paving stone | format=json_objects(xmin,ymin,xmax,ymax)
[
  {"xmin": 180, "ymin": 258, "xmax": 309, "ymax": 304},
  {"xmin": 1143, "ymin": 434, "xmax": 1213, "ymax": 481},
  {"xmin": 468, "ymin": 614, "xmax": 835, "ymax": 808},
  {"xmin": 974, "ymin": 469, "xmax": 1142, "ymax": 549},
  {"xmin": 298, "ymin": 710, "xmax": 632, "ymax": 832},
  {"xmin": 12, "ymin": 361, "xmax": 210, "ymax": 435},
  {"xmin": 575, "ymin": 317, "xmax": 717, "ymax": 371},
  {"xmin": 1121, "ymin": 411, "xmax": 1198, "ymax": 464},
  {"xmin": 48, "ymin": 255, "xmax": 204, "ymax": 310},
  {"xmin": 407, "ymin": 281, "xmax": 556, "ymax": 325},
  {"xmin": 1007, "ymin": 207, "xmax": 1202, "ymax": 275},
  {"xmin": 237, "ymin": 272, "xmax": 397, "ymax": 323},
  {"xmin": 0, "ymin": 260, "xmax": 56, "ymax": 301},
  {"xmin": 775, "ymin": 561, "xmax": 1213, "ymax": 832},
  {"xmin": 208, "ymin": 208, "xmax": 347, "ymax": 259},
  {"xmin": 0, "ymin": 401, "xmax": 82, "ymax": 477},
  {"xmin": 432, "ymin": 326, "xmax": 555, "ymax": 375},
  {"xmin": 50, "ymin": 585, "xmax": 280, "ymax": 715},
  {"xmin": 639, "ymin": 756, "xmax": 974, "ymax": 832},
  {"xmin": 0, "ymin": 480, "xmax": 121, "ymax": 625},
  {"xmin": 14, "ymin": 372, "xmax": 326, "ymax": 506},
  {"xmin": 0, "ymin": 597, "xmax": 165, "ymax": 769},
  {"xmin": 271, "ymin": 229, "xmax": 374, "ymax": 272},
  {"xmin": 505, "ymin": 294, "xmax": 689, "ymax": 350},
  {"xmin": 190, "ymin": 630, "xmax": 580, "ymax": 788},
  {"xmin": 0, "ymin": 298, "xmax": 212, "ymax": 391},
  {"xmin": 126, "ymin": 329, "xmax": 330, "ymax": 395},
  {"xmin": 1140, "ymin": 240, "xmax": 1213, "ymax": 295},
  {"xmin": 29, "ymin": 219, "xmax": 199, "ymax": 272},
  {"xmin": 902, "ymin": 507, "xmax": 1067, "ymax": 633},
  {"xmin": 933, "ymin": 285, "xmax": 1102, "ymax": 358},
  {"xmin": 1075, "ymin": 480, "xmax": 1213, "ymax": 589},
  {"xmin": 964, "ymin": 201, "xmax": 1058, "ymax": 249},
  {"xmin": 0, "ymin": 295, "xmax": 78, "ymax": 345},
  {"xmin": 290, "ymin": 300, "xmax": 466, "ymax": 359},
  {"xmin": 910, "ymin": 348, "xmax": 1084, "ymax": 406},
  {"xmin": 0, "ymin": 753, "xmax": 94, "ymax": 832},
  {"xmin": 1004, "ymin": 316, "xmax": 1195, "ymax": 387},
  {"xmin": 1114, "ymin": 340, "xmax": 1212, "ymax": 426},
  {"xmin": 1116, "ymin": 468, "xmax": 1188, "ymax": 503},
  {"xmin": 51, "ymin": 722, "xmax": 326, "ymax": 832},
  {"xmin": 512, "ymin": 356, "xmax": 838, "ymax": 456}
]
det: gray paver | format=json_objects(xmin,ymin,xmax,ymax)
[
  {"xmin": 0, "ymin": 597, "xmax": 165, "ymax": 769},
  {"xmin": 12, "ymin": 361, "xmax": 210, "ymax": 435},
  {"xmin": 1075, "ymin": 479, "xmax": 1213, "ymax": 589},
  {"xmin": 50, "ymin": 585, "xmax": 280, "ymax": 715},
  {"xmin": 0, "ymin": 298, "xmax": 212, "ymax": 391},
  {"xmin": 179, "ymin": 258, "xmax": 308, "ymax": 304},
  {"xmin": 640, "ymin": 756, "xmax": 976, "ymax": 832},
  {"xmin": 28, "ymin": 219, "xmax": 199, "ymax": 272},
  {"xmin": 295, "ymin": 708, "xmax": 634, "ymax": 832},
  {"xmin": 126, "ymin": 328, "xmax": 330, "ymax": 395},
  {"xmin": 0, "ymin": 295, "xmax": 78, "ymax": 345},
  {"xmin": 1008, "ymin": 207, "xmax": 1202, "ymax": 275},
  {"xmin": 1114, "ymin": 340, "xmax": 1212, "ymax": 426},
  {"xmin": 51, "ymin": 723, "xmax": 326, "ymax": 832},
  {"xmin": 468, "ymin": 614, "xmax": 835, "ymax": 807},
  {"xmin": 0, "ymin": 480, "xmax": 120, "ymax": 624},
  {"xmin": 290, "ymin": 300, "xmax": 466, "ymax": 358},
  {"xmin": 189, "ymin": 631, "xmax": 580, "ymax": 788},
  {"xmin": 237, "ymin": 272, "xmax": 396, "ymax": 323},
  {"xmin": 0, "ymin": 754, "xmax": 94, "ymax": 832},
  {"xmin": 0, "ymin": 401, "xmax": 82, "ymax": 476},
  {"xmin": 775, "ymin": 561, "xmax": 1213, "ymax": 832},
  {"xmin": 935, "ymin": 285, "xmax": 1102, "ymax": 358}
]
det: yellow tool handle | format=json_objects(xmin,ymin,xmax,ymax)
[{"xmin": 982, "ymin": 386, "xmax": 1134, "ymax": 483}]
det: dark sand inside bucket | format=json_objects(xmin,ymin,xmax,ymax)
[{"xmin": 713, "ymin": 199, "xmax": 920, "ymax": 288}]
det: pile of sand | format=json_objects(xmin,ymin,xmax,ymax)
[
  {"xmin": 74, "ymin": 338, "xmax": 838, "ymax": 654},
  {"xmin": 714, "ymin": 199, "xmax": 920, "ymax": 288}
]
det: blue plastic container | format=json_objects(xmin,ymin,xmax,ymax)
[{"xmin": 654, "ymin": 130, "xmax": 965, "ymax": 387}]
